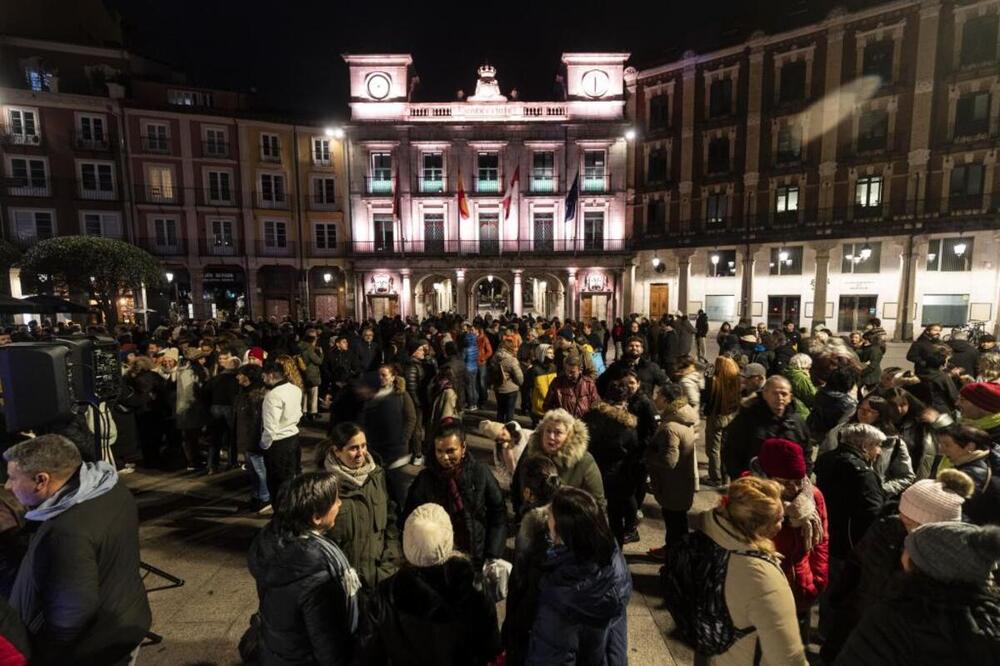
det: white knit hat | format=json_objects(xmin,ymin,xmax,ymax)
[
  {"xmin": 899, "ymin": 479, "xmax": 966, "ymax": 526},
  {"xmin": 403, "ymin": 503, "xmax": 454, "ymax": 567}
]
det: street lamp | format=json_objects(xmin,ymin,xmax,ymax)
[
  {"xmin": 323, "ymin": 272, "xmax": 332, "ymax": 284},
  {"xmin": 624, "ymin": 128, "xmax": 636, "ymax": 141},
  {"xmin": 165, "ymin": 271, "xmax": 174, "ymax": 283},
  {"xmin": 325, "ymin": 127, "xmax": 345, "ymax": 139},
  {"xmin": 710, "ymin": 254, "xmax": 720, "ymax": 265},
  {"xmin": 859, "ymin": 243, "xmax": 873, "ymax": 261},
  {"xmin": 651, "ymin": 256, "xmax": 661, "ymax": 268},
  {"xmin": 778, "ymin": 249, "xmax": 789, "ymax": 262},
  {"xmin": 953, "ymin": 240, "xmax": 968, "ymax": 257}
]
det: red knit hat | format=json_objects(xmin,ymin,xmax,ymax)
[
  {"xmin": 960, "ymin": 382, "xmax": 1000, "ymax": 414},
  {"xmin": 758, "ymin": 438, "xmax": 807, "ymax": 480}
]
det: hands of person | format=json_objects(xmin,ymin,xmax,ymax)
[{"xmin": 920, "ymin": 408, "xmax": 940, "ymax": 424}]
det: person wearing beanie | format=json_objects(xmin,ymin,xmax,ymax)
[
  {"xmin": 245, "ymin": 346, "xmax": 266, "ymax": 366},
  {"xmin": 820, "ymin": 469, "xmax": 975, "ymax": 662},
  {"xmin": 835, "ymin": 522, "xmax": 1000, "ymax": 665},
  {"xmin": 365, "ymin": 501, "xmax": 501, "ymax": 665},
  {"xmin": 959, "ymin": 381, "xmax": 1000, "ymax": 443},
  {"xmin": 750, "ymin": 437, "xmax": 830, "ymax": 642}
]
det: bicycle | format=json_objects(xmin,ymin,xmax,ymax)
[{"xmin": 950, "ymin": 320, "xmax": 988, "ymax": 347}]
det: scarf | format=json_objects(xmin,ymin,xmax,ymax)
[
  {"xmin": 441, "ymin": 462, "xmax": 471, "ymax": 554},
  {"xmin": 784, "ymin": 477, "xmax": 824, "ymax": 551},
  {"xmin": 325, "ymin": 451, "xmax": 377, "ymax": 488},
  {"xmin": 964, "ymin": 411, "xmax": 1000, "ymax": 433},
  {"xmin": 306, "ymin": 532, "xmax": 361, "ymax": 634}
]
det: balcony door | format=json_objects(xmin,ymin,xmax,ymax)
[
  {"xmin": 479, "ymin": 212, "xmax": 499, "ymax": 255},
  {"xmin": 424, "ymin": 213, "xmax": 444, "ymax": 253},
  {"xmin": 533, "ymin": 213, "xmax": 554, "ymax": 252}
]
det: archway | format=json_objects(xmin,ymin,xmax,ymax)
[
  {"xmin": 414, "ymin": 273, "xmax": 455, "ymax": 318},
  {"xmin": 523, "ymin": 271, "xmax": 565, "ymax": 319},
  {"xmin": 309, "ymin": 266, "xmax": 345, "ymax": 321},
  {"xmin": 470, "ymin": 274, "xmax": 510, "ymax": 316}
]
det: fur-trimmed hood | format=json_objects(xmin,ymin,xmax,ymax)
[
  {"xmin": 588, "ymin": 401, "xmax": 638, "ymax": 428},
  {"xmin": 525, "ymin": 416, "xmax": 591, "ymax": 471}
]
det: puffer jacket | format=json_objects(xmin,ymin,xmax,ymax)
[
  {"xmin": 835, "ymin": 572, "xmax": 1000, "ymax": 666},
  {"xmin": 677, "ymin": 370, "xmax": 705, "ymax": 413},
  {"xmin": 297, "ymin": 342, "xmax": 323, "ymax": 388},
  {"xmin": 493, "ymin": 349, "xmax": 524, "ymax": 394},
  {"xmin": 525, "ymin": 545, "xmax": 632, "ymax": 666},
  {"xmin": 647, "ymin": 403, "xmax": 699, "ymax": 512},
  {"xmin": 696, "ymin": 510, "xmax": 807, "ymax": 666},
  {"xmin": 814, "ymin": 445, "xmax": 885, "ymax": 559},
  {"xmin": 722, "ymin": 394, "xmax": 810, "ymax": 479},
  {"xmin": 582, "ymin": 402, "xmax": 640, "ymax": 499},
  {"xmin": 363, "ymin": 379, "xmax": 417, "ymax": 469},
  {"xmin": 783, "ymin": 366, "xmax": 817, "ymax": 419},
  {"xmin": 771, "ymin": 482, "xmax": 830, "ymax": 611},
  {"xmin": 512, "ymin": 417, "xmax": 606, "ymax": 513}
]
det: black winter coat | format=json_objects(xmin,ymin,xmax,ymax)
[
  {"xmin": 695, "ymin": 312, "xmax": 709, "ymax": 337},
  {"xmin": 674, "ymin": 317, "xmax": 695, "ymax": 356},
  {"xmin": 948, "ymin": 338, "xmax": 981, "ymax": 377},
  {"xmin": 248, "ymin": 525, "xmax": 357, "ymax": 666},
  {"xmin": 815, "ymin": 446, "xmax": 885, "ymax": 559},
  {"xmin": 835, "ymin": 573, "xmax": 1000, "ymax": 666},
  {"xmin": 807, "ymin": 389, "xmax": 857, "ymax": 443},
  {"xmin": 599, "ymin": 357, "xmax": 668, "ymax": 399},
  {"xmin": 909, "ymin": 368, "xmax": 959, "ymax": 415},
  {"xmin": 9, "ymin": 478, "xmax": 151, "ymax": 666},
  {"xmin": 403, "ymin": 457, "xmax": 505, "ymax": 566},
  {"xmin": 906, "ymin": 332, "xmax": 941, "ymax": 376},
  {"xmin": 954, "ymin": 448, "xmax": 1000, "ymax": 525},
  {"xmin": 363, "ymin": 557, "xmax": 500, "ymax": 666},
  {"xmin": 722, "ymin": 395, "xmax": 810, "ymax": 479},
  {"xmin": 582, "ymin": 403, "xmax": 640, "ymax": 499}
]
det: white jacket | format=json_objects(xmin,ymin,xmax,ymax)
[{"xmin": 261, "ymin": 381, "xmax": 303, "ymax": 449}]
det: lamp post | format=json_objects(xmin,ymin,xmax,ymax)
[{"xmin": 165, "ymin": 271, "xmax": 179, "ymax": 321}]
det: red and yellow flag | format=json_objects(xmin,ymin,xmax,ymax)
[{"xmin": 457, "ymin": 169, "xmax": 470, "ymax": 220}]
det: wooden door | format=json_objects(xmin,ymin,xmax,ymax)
[
  {"xmin": 581, "ymin": 295, "xmax": 593, "ymax": 321},
  {"xmin": 314, "ymin": 294, "xmax": 339, "ymax": 321},
  {"xmin": 650, "ymin": 284, "xmax": 669, "ymax": 319},
  {"xmin": 265, "ymin": 298, "xmax": 290, "ymax": 319}
]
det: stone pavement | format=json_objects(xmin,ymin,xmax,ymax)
[{"xmin": 128, "ymin": 341, "xmax": 915, "ymax": 665}]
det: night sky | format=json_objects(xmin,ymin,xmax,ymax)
[{"xmin": 105, "ymin": 0, "xmax": 867, "ymax": 120}]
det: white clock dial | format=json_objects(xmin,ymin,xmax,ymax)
[
  {"xmin": 366, "ymin": 73, "xmax": 391, "ymax": 100},
  {"xmin": 582, "ymin": 69, "xmax": 610, "ymax": 98}
]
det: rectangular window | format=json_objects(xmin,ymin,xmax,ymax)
[
  {"xmin": 708, "ymin": 249, "xmax": 737, "ymax": 277},
  {"xmin": 25, "ymin": 67, "xmax": 52, "ymax": 92},
  {"xmin": 479, "ymin": 212, "xmax": 500, "ymax": 254},
  {"xmin": 313, "ymin": 138, "xmax": 331, "ymax": 165},
  {"xmin": 961, "ymin": 15, "xmax": 999, "ymax": 66},
  {"xmin": 705, "ymin": 294, "xmax": 737, "ymax": 321},
  {"xmin": 955, "ymin": 92, "xmax": 991, "ymax": 137},
  {"xmin": 776, "ymin": 124, "xmax": 802, "ymax": 162},
  {"xmin": 707, "ymin": 192, "xmax": 727, "ymax": 224},
  {"xmin": 775, "ymin": 185, "xmax": 799, "ymax": 213},
  {"xmin": 263, "ymin": 220, "xmax": 288, "ymax": 248},
  {"xmin": 922, "ymin": 294, "xmax": 970, "ymax": 327},
  {"xmin": 210, "ymin": 218, "xmax": 235, "ymax": 252},
  {"xmin": 314, "ymin": 223, "xmax": 337, "ymax": 250},
  {"xmin": 927, "ymin": 238, "xmax": 974, "ymax": 272},
  {"xmin": 858, "ymin": 110, "xmax": 889, "ymax": 151},
  {"xmin": 649, "ymin": 93, "xmax": 669, "ymax": 129},
  {"xmin": 77, "ymin": 115, "xmax": 106, "ymax": 148},
  {"xmin": 862, "ymin": 40, "xmax": 894, "ymax": 81},
  {"xmin": 770, "ymin": 246, "xmax": 803, "ymax": 275},
  {"xmin": 79, "ymin": 162, "xmax": 114, "ymax": 199},
  {"xmin": 855, "ymin": 175, "xmax": 883, "ymax": 209},
  {"xmin": 143, "ymin": 123, "xmax": 169, "ymax": 152},
  {"xmin": 82, "ymin": 212, "xmax": 120, "ymax": 237},
  {"xmin": 204, "ymin": 127, "xmax": 228, "ymax": 156},
  {"xmin": 646, "ymin": 200, "xmax": 666, "ymax": 234},
  {"xmin": 707, "ymin": 137, "xmax": 730, "ymax": 173},
  {"xmin": 531, "ymin": 151, "xmax": 555, "ymax": 192},
  {"xmin": 168, "ymin": 90, "xmax": 213, "ymax": 107},
  {"xmin": 842, "ymin": 241, "xmax": 881, "ymax": 274},
  {"xmin": 259, "ymin": 173, "xmax": 287, "ymax": 206},
  {"xmin": 534, "ymin": 212, "xmax": 554, "ymax": 251},
  {"xmin": 153, "ymin": 217, "xmax": 178, "ymax": 247},
  {"xmin": 207, "ymin": 170, "xmax": 232, "ymax": 203},
  {"xmin": 779, "ymin": 61, "xmax": 807, "ymax": 102},
  {"xmin": 8, "ymin": 157, "xmax": 48, "ymax": 194},
  {"xmin": 709, "ymin": 78, "xmax": 732, "ymax": 117},
  {"xmin": 312, "ymin": 176, "xmax": 336, "ymax": 206},
  {"xmin": 582, "ymin": 150, "xmax": 607, "ymax": 192},
  {"xmin": 950, "ymin": 164, "xmax": 984, "ymax": 209},
  {"xmin": 370, "ymin": 152, "xmax": 392, "ymax": 193},
  {"xmin": 146, "ymin": 165, "xmax": 175, "ymax": 200},
  {"xmin": 7, "ymin": 108, "xmax": 39, "ymax": 143},
  {"xmin": 12, "ymin": 210, "xmax": 54, "ymax": 241},
  {"xmin": 421, "ymin": 153, "xmax": 444, "ymax": 193},
  {"xmin": 373, "ymin": 215, "xmax": 394, "ymax": 251},
  {"xmin": 583, "ymin": 211, "xmax": 604, "ymax": 250},
  {"xmin": 476, "ymin": 152, "xmax": 500, "ymax": 192},
  {"xmin": 646, "ymin": 147, "xmax": 668, "ymax": 183},
  {"xmin": 424, "ymin": 213, "xmax": 445, "ymax": 252},
  {"xmin": 260, "ymin": 133, "xmax": 280, "ymax": 161}
]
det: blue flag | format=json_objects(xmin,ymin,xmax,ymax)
[{"xmin": 564, "ymin": 172, "xmax": 579, "ymax": 223}]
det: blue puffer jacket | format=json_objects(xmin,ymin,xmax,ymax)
[
  {"xmin": 525, "ymin": 544, "xmax": 632, "ymax": 666},
  {"xmin": 463, "ymin": 333, "xmax": 479, "ymax": 373}
]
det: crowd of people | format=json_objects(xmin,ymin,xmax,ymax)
[{"xmin": 0, "ymin": 310, "xmax": 999, "ymax": 664}]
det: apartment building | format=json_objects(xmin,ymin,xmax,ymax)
[{"xmin": 629, "ymin": 0, "xmax": 1000, "ymax": 339}]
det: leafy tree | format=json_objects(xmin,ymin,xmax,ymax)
[{"xmin": 19, "ymin": 236, "xmax": 164, "ymax": 325}]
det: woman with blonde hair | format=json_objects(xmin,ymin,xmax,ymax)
[
  {"xmin": 276, "ymin": 354, "xmax": 305, "ymax": 390},
  {"xmin": 704, "ymin": 355, "xmax": 742, "ymax": 486}
]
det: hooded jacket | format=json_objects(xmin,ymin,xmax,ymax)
[
  {"xmin": 513, "ymin": 418, "xmax": 606, "ymax": 513},
  {"xmin": 835, "ymin": 573, "xmax": 1000, "ymax": 666},
  {"xmin": 647, "ymin": 403, "xmax": 699, "ymax": 512},
  {"xmin": 364, "ymin": 557, "xmax": 500, "ymax": 666},
  {"xmin": 248, "ymin": 525, "xmax": 360, "ymax": 666},
  {"xmin": 525, "ymin": 545, "xmax": 632, "ymax": 666},
  {"xmin": 10, "ymin": 464, "xmax": 151, "ymax": 666},
  {"xmin": 582, "ymin": 402, "xmax": 640, "ymax": 498}
]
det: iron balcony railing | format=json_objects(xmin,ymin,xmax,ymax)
[
  {"xmin": 140, "ymin": 135, "xmax": 171, "ymax": 154},
  {"xmin": 136, "ymin": 236, "xmax": 187, "ymax": 256},
  {"xmin": 348, "ymin": 238, "xmax": 633, "ymax": 256},
  {"xmin": 256, "ymin": 240, "xmax": 297, "ymax": 257},
  {"xmin": 199, "ymin": 237, "xmax": 241, "ymax": 257},
  {"xmin": 74, "ymin": 131, "xmax": 111, "ymax": 151},
  {"xmin": 202, "ymin": 140, "xmax": 230, "ymax": 157}
]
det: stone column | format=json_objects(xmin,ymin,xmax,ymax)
[
  {"xmin": 455, "ymin": 269, "xmax": 467, "ymax": 317},
  {"xmin": 907, "ymin": 1, "xmax": 942, "ymax": 215},
  {"xmin": 811, "ymin": 242, "xmax": 835, "ymax": 329},
  {"xmin": 675, "ymin": 249, "xmax": 695, "ymax": 314},
  {"xmin": 894, "ymin": 236, "xmax": 922, "ymax": 341},
  {"xmin": 739, "ymin": 245, "xmax": 757, "ymax": 322},
  {"xmin": 624, "ymin": 261, "xmax": 637, "ymax": 317},
  {"xmin": 512, "ymin": 269, "xmax": 523, "ymax": 315},
  {"xmin": 400, "ymin": 270, "xmax": 412, "ymax": 319},
  {"xmin": 566, "ymin": 269, "xmax": 578, "ymax": 321}
]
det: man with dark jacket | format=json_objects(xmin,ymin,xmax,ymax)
[
  {"xmin": 4, "ymin": 434, "xmax": 151, "ymax": 666},
  {"xmin": 947, "ymin": 330, "xmax": 980, "ymax": 379},
  {"xmin": 600, "ymin": 336, "xmax": 669, "ymax": 399},
  {"xmin": 351, "ymin": 326, "xmax": 384, "ymax": 374},
  {"xmin": 673, "ymin": 312, "xmax": 695, "ymax": 358},
  {"xmin": 324, "ymin": 335, "xmax": 362, "ymax": 398},
  {"xmin": 695, "ymin": 310, "xmax": 709, "ymax": 362},
  {"xmin": 722, "ymin": 375, "xmax": 810, "ymax": 479},
  {"xmin": 906, "ymin": 323, "xmax": 943, "ymax": 376}
]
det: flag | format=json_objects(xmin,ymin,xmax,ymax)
[
  {"xmin": 502, "ymin": 166, "xmax": 520, "ymax": 220},
  {"xmin": 457, "ymin": 169, "xmax": 470, "ymax": 220},
  {"xmin": 564, "ymin": 172, "xmax": 580, "ymax": 223},
  {"xmin": 391, "ymin": 175, "xmax": 401, "ymax": 221}
]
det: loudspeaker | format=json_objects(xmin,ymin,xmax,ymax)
[
  {"xmin": 54, "ymin": 336, "xmax": 121, "ymax": 404},
  {"xmin": 0, "ymin": 343, "xmax": 74, "ymax": 432}
]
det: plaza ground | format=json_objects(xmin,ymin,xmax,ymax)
[{"xmin": 128, "ymin": 341, "xmax": 913, "ymax": 665}]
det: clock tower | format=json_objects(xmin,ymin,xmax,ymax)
[
  {"xmin": 561, "ymin": 53, "xmax": 630, "ymax": 101},
  {"xmin": 343, "ymin": 54, "xmax": 413, "ymax": 102}
]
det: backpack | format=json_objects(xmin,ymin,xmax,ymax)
[
  {"xmin": 591, "ymin": 351, "xmax": 606, "ymax": 377},
  {"xmin": 531, "ymin": 370, "xmax": 557, "ymax": 416},
  {"xmin": 487, "ymin": 353, "xmax": 506, "ymax": 387},
  {"xmin": 660, "ymin": 529, "xmax": 777, "ymax": 656}
]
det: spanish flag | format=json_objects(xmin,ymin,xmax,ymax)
[{"xmin": 457, "ymin": 169, "xmax": 470, "ymax": 220}]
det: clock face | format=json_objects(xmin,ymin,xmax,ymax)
[
  {"xmin": 366, "ymin": 73, "xmax": 391, "ymax": 100},
  {"xmin": 581, "ymin": 69, "xmax": 610, "ymax": 98}
]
